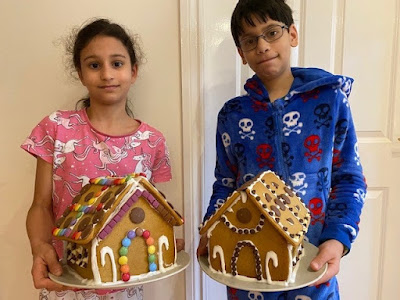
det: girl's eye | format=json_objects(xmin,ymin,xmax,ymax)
[
  {"xmin": 113, "ymin": 61, "xmax": 123, "ymax": 67},
  {"xmin": 89, "ymin": 63, "xmax": 100, "ymax": 69}
]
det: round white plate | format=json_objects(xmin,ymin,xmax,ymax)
[
  {"xmin": 198, "ymin": 241, "xmax": 327, "ymax": 292},
  {"xmin": 49, "ymin": 251, "xmax": 190, "ymax": 289}
]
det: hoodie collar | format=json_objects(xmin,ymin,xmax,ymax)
[{"xmin": 244, "ymin": 67, "xmax": 354, "ymax": 102}]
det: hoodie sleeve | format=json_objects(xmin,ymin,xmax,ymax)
[
  {"xmin": 203, "ymin": 109, "xmax": 237, "ymax": 221},
  {"xmin": 319, "ymin": 89, "xmax": 367, "ymax": 252}
]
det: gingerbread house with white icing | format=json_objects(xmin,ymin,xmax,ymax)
[
  {"xmin": 199, "ymin": 171, "xmax": 310, "ymax": 285},
  {"xmin": 52, "ymin": 173, "xmax": 184, "ymax": 284}
]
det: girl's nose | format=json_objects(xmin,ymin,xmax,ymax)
[{"xmin": 100, "ymin": 65, "xmax": 114, "ymax": 80}]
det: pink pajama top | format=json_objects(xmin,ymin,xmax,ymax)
[{"xmin": 21, "ymin": 109, "xmax": 172, "ymax": 257}]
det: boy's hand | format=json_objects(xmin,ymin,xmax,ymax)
[
  {"xmin": 31, "ymin": 243, "xmax": 65, "ymax": 291},
  {"xmin": 176, "ymin": 238, "xmax": 185, "ymax": 252},
  {"xmin": 310, "ymin": 239, "xmax": 344, "ymax": 286},
  {"xmin": 196, "ymin": 234, "xmax": 208, "ymax": 257}
]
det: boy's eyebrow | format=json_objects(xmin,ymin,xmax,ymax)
[{"xmin": 83, "ymin": 54, "xmax": 127, "ymax": 62}]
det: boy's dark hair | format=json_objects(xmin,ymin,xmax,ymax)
[
  {"xmin": 231, "ymin": 0, "xmax": 294, "ymax": 47},
  {"xmin": 68, "ymin": 18, "xmax": 141, "ymax": 116}
]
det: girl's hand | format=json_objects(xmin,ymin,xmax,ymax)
[
  {"xmin": 196, "ymin": 234, "xmax": 208, "ymax": 257},
  {"xmin": 310, "ymin": 239, "xmax": 344, "ymax": 286},
  {"xmin": 31, "ymin": 243, "xmax": 65, "ymax": 291},
  {"xmin": 176, "ymin": 238, "xmax": 185, "ymax": 252}
]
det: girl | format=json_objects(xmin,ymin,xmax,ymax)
[{"xmin": 21, "ymin": 18, "xmax": 182, "ymax": 300}]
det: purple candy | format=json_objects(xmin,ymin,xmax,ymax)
[
  {"xmin": 104, "ymin": 224, "xmax": 112, "ymax": 233},
  {"xmin": 152, "ymin": 201, "xmax": 160, "ymax": 208},
  {"xmin": 127, "ymin": 230, "xmax": 136, "ymax": 239},
  {"xmin": 114, "ymin": 214, "xmax": 121, "ymax": 222},
  {"xmin": 99, "ymin": 231, "xmax": 107, "ymax": 240},
  {"xmin": 109, "ymin": 219, "xmax": 117, "ymax": 227},
  {"xmin": 70, "ymin": 219, "xmax": 77, "ymax": 226}
]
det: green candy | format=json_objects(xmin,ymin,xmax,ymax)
[
  {"xmin": 148, "ymin": 254, "xmax": 156, "ymax": 263},
  {"xmin": 119, "ymin": 247, "xmax": 128, "ymax": 256}
]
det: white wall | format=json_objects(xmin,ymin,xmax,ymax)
[{"xmin": 0, "ymin": 1, "xmax": 184, "ymax": 299}]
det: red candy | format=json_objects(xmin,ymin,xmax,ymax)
[
  {"xmin": 142, "ymin": 230, "xmax": 150, "ymax": 239},
  {"xmin": 96, "ymin": 203, "xmax": 104, "ymax": 211},
  {"xmin": 122, "ymin": 273, "xmax": 130, "ymax": 282}
]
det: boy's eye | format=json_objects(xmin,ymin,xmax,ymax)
[
  {"xmin": 266, "ymin": 29, "xmax": 278, "ymax": 38},
  {"xmin": 243, "ymin": 37, "xmax": 256, "ymax": 46}
]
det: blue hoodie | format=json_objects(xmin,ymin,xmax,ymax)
[{"xmin": 205, "ymin": 67, "xmax": 366, "ymax": 255}]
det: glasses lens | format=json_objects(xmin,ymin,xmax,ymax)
[
  {"xmin": 264, "ymin": 25, "xmax": 284, "ymax": 43},
  {"xmin": 240, "ymin": 25, "xmax": 286, "ymax": 51}
]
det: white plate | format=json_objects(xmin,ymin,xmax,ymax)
[
  {"xmin": 198, "ymin": 241, "xmax": 327, "ymax": 292},
  {"xmin": 49, "ymin": 251, "xmax": 190, "ymax": 289}
]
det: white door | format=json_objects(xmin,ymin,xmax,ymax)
[{"xmin": 183, "ymin": 0, "xmax": 400, "ymax": 299}]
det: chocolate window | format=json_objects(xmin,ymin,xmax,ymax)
[
  {"xmin": 236, "ymin": 208, "xmax": 252, "ymax": 224},
  {"xmin": 130, "ymin": 207, "xmax": 145, "ymax": 224}
]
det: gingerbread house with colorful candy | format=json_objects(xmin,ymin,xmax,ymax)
[
  {"xmin": 52, "ymin": 173, "xmax": 184, "ymax": 284},
  {"xmin": 199, "ymin": 171, "xmax": 310, "ymax": 285}
]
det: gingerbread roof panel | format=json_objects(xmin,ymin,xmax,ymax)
[
  {"xmin": 52, "ymin": 173, "xmax": 183, "ymax": 244},
  {"xmin": 246, "ymin": 171, "xmax": 310, "ymax": 246}
]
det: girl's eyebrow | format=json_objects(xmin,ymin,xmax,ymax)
[{"xmin": 83, "ymin": 54, "xmax": 127, "ymax": 62}]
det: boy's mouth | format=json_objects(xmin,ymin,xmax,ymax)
[{"xmin": 258, "ymin": 56, "xmax": 278, "ymax": 64}]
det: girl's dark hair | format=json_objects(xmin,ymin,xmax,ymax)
[
  {"xmin": 67, "ymin": 18, "xmax": 142, "ymax": 117},
  {"xmin": 231, "ymin": 0, "xmax": 294, "ymax": 47}
]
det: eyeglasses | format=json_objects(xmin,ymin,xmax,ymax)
[{"xmin": 239, "ymin": 24, "xmax": 289, "ymax": 52}]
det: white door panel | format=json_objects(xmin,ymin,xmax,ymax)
[{"xmin": 188, "ymin": 0, "xmax": 400, "ymax": 299}]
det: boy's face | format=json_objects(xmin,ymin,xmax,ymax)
[{"xmin": 237, "ymin": 16, "xmax": 298, "ymax": 85}]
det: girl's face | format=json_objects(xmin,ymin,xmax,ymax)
[{"xmin": 78, "ymin": 35, "xmax": 137, "ymax": 108}]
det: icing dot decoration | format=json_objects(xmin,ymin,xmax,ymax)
[{"xmin": 118, "ymin": 227, "xmax": 157, "ymax": 281}]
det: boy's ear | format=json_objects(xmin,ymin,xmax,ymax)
[
  {"xmin": 289, "ymin": 24, "xmax": 299, "ymax": 47},
  {"xmin": 237, "ymin": 47, "xmax": 247, "ymax": 65},
  {"xmin": 131, "ymin": 64, "xmax": 138, "ymax": 84}
]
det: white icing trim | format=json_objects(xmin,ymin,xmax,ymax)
[
  {"xmin": 240, "ymin": 191, "xmax": 247, "ymax": 203},
  {"xmin": 212, "ymin": 245, "xmax": 226, "ymax": 274},
  {"xmin": 158, "ymin": 235, "xmax": 170, "ymax": 272},
  {"xmin": 287, "ymin": 244, "xmax": 294, "ymax": 283},
  {"xmin": 91, "ymin": 238, "xmax": 101, "ymax": 284},
  {"xmin": 265, "ymin": 251, "xmax": 278, "ymax": 284},
  {"xmin": 174, "ymin": 232, "xmax": 177, "ymax": 264},
  {"xmin": 206, "ymin": 220, "xmax": 220, "ymax": 238},
  {"xmin": 100, "ymin": 247, "xmax": 117, "ymax": 283}
]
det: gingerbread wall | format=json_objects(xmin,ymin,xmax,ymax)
[{"xmin": 0, "ymin": 1, "xmax": 184, "ymax": 299}]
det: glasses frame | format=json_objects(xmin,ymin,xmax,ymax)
[{"xmin": 239, "ymin": 24, "xmax": 289, "ymax": 52}]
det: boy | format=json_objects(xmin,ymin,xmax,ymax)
[{"xmin": 197, "ymin": 0, "xmax": 366, "ymax": 299}]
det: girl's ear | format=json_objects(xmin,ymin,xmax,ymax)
[
  {"xmin": 77, "ymin": 70, "xmax": 86, "ymax": 86},
  {"xmin": 131, "ymin": 64, "xmax": 138, "ymax": 84},
  {"xmin": 289, "ymin": 24, "xmax": 299, "ymax": 47},
  {"xmin": 237, "ymin": 47, "xmax": 247, "ymax": 65}
]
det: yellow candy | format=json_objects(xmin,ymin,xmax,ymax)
[
  {"xmin": 88, "ymin": 198, "xmax": 96, "ymax": 205},
  {"xmin": 148, "ymin": 245, "xmax": 156, "ymax": 254},
  {"xmin": 74, "ymin": 204, "xmax": 81, "ymax": 211},
  {"xmin": 119, "ymin": 256, "xmax": 128, "ymax": 265}
]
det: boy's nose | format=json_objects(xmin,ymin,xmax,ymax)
[{"xmin": 256, "ymin": 37, "xmax": 271, "ymax": 53}]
